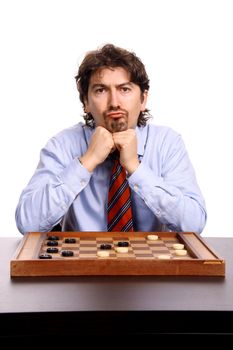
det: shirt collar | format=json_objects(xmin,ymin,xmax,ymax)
[{"xmin": 135, "ymin": 125, "xmax": 148, "ymax": 157}]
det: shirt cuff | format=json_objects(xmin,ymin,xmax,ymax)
[
  {"xmin": 128, "ymin": 162, "xmax": 164, "ymax": 198},
  {"xmin": 58, "ymin": 158, "xmax": 92, "ymax": 195}
]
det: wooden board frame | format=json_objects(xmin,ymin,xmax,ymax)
[{"xmin": 10, "ymin": 232, "xmax": 225, "ymax": 277}]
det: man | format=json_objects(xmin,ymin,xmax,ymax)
[{"xmin": 15, "ymin": 44, "xmax": 207, "ymax": 234}]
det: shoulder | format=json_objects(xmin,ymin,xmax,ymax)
[
  {"xmin": 53, "ymin": 122, "xmax": 86, "ymax": 141},
  {"xmin": 138, "ymin": 123, "xmax": 186, "ymax": 159},
  {"xmin": 42, "ymin": 122, "xmax": 90, "ymax": 157},
  {"xmin": 46, "ymin": 122, "xmax": 91, "ymax": 148},
  {"xmin": 147, "ymin": 123, "xmax": 180, "ymax": 139},
  {"xmin": 138, "ymin": 123, "xmax": 182, "ymax": 146}
]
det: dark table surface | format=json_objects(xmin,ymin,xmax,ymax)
[{"xmin": 0, "ymin": 236, "xmax": 233, "ymax": 339}]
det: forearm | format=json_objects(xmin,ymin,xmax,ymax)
[
  {"xmin": 128, "ymin": 163, "xmax": 207, "ymax": 234},
  {"xmin": 15, "ymin": 158, "xmax": 91, "ymax": 234}
]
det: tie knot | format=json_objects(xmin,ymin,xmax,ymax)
[{"xmin": 109, "ymin": 150, "xmax": 120, "ymax": 160}]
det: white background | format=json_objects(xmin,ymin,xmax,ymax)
[{"xmin": 0, "ymin": 0, "xmax": 232, "ymax": 237}]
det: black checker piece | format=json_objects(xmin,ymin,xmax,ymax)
[
  {"xmin": 47, "ymin": 240, "xmax": 58, "ymax": 246},
  {"xmin": 47, "ymin": 236, "xmax": 59, "ymax": 241},
  {"xmin": 39, "ymin": 253, "xmax": 52, "ymax": 259},
  {"xmin": 100, "ymin": 244, "xmax": 112, "ymax": 250},
  {"xmin": 61, "ymin": 250, "xmax": 74, "ymax": 257},
  {"xmin": 64, "ymin": 238, "xmax": 76, "ymax": 244},
  {"xmin": 47, "ymin": 247, "xmax": 59, "ymax": 254},
  {"xmin": 117, "ymin": 241, "xmax": 129, "ymax": 247}
]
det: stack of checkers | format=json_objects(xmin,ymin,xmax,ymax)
[
  {"xmin": 97, "ymin": 241, "xmax": 129, "ymax": 257},
  {"xmin": 38, "ymin": 234, "xmax": 189, "ymax": 260}
]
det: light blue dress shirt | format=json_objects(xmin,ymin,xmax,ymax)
[{"xmin": 15, "ymin": 122, "xmax": 207, "ymax": 234}]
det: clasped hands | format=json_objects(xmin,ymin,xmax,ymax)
[{"xmin": 79, "ymin": 126, "xmax": 139, "ymax": 174}]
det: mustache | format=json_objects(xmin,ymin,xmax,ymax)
[{"xmin": 104, "ymin": 107, "xmax": 128, "ymax": 117}]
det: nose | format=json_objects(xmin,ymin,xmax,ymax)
[{"xmin": 108, "ymin": 89, "xmax": 120, "ymax": 109}]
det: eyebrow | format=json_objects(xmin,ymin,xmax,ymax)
[{"xmin": 90, "ymin": 82, "xmax": 134, "ymax": 90}]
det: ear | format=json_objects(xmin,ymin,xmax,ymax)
[
  {"xmin": 83, "ymin": 98, "xmax": 90, "ymax": 113},
  {"xmin": 140, "ymin": 90, "xmax": 148, "ymax": 111}
]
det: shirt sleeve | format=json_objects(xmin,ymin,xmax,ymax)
[
  {"xmin": 128, "ymin": 133, "xmax": 207, "ymax": 234},
  {"xmin": 15, "ymin": 136, "xmax": 92, "ymax": 234}
]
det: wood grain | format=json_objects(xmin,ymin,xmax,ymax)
[{"xmin": 10, "ymin": 232, "xmax": 225, "ymax": 277}]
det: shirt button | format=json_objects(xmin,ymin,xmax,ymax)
[
  {"xmin": 133, "ymin": 184, "xmax": 139, "ymax": 192},
  {"xmin": 156, "ymin": 209, "xmax": 161, "ymax": 216},
  {"xmin": 80, "ymin": 180, "xmax": 86, "ymax": 186}
]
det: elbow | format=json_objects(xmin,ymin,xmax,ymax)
[
  {"xmin": 15, "ymin": 207, "xmax": 30, "ymax": 235},
  {"xmin": 15, "ymin": 204, "xmax": 41, "ymax": 235},
  {"xmin": 181, "ymin": 205, "xmax": 207, "ymax": 234},
  {"xmin": 15, "ymin": 216, "xmax": 27, "ymax": 235},
  {"xmin": 196, "ymin": 211, "xmax": 207, "ymax": 234}
]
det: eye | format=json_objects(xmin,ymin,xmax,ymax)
[
  {"xmin": 120, "ymin": 86, "xmax": 131, "ymax": 93},
  {"xmin": 94, "ymin": 87, "xmax": 106, "ymax": 94}
]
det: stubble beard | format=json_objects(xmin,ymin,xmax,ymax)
[
  {"xmin": 104, "ymin": 110, "xmax": 129, "ymax": 133},
  {"xmin": 107, "ymin": 118, "xmax": 128, "ymax": 132}
]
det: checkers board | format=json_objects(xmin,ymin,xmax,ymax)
[{"xmin": 10, "ymin": 231, "xmax": 225, "ymax": 277}]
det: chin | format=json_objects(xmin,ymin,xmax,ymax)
[{"xmin": 108, "ymin": 119, "xmax": 128, "ymax": 132}]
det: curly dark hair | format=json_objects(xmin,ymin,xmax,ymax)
[{"xmin": 75, "ymin": 44, "xmax": 151, "ymax": 128}]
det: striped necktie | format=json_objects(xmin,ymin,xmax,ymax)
[{"xmin": 107, "ymin": 155, "xmax": 134, "ymax": 232}]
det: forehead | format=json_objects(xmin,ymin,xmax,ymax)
[{"xmin": 89, "ymin": 67, "xmax": 131, "ymax": 85}]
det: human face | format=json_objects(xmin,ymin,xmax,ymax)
[{"xmin": 84, "ymin": 67, "xmax": 148, "ymax": 132}]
